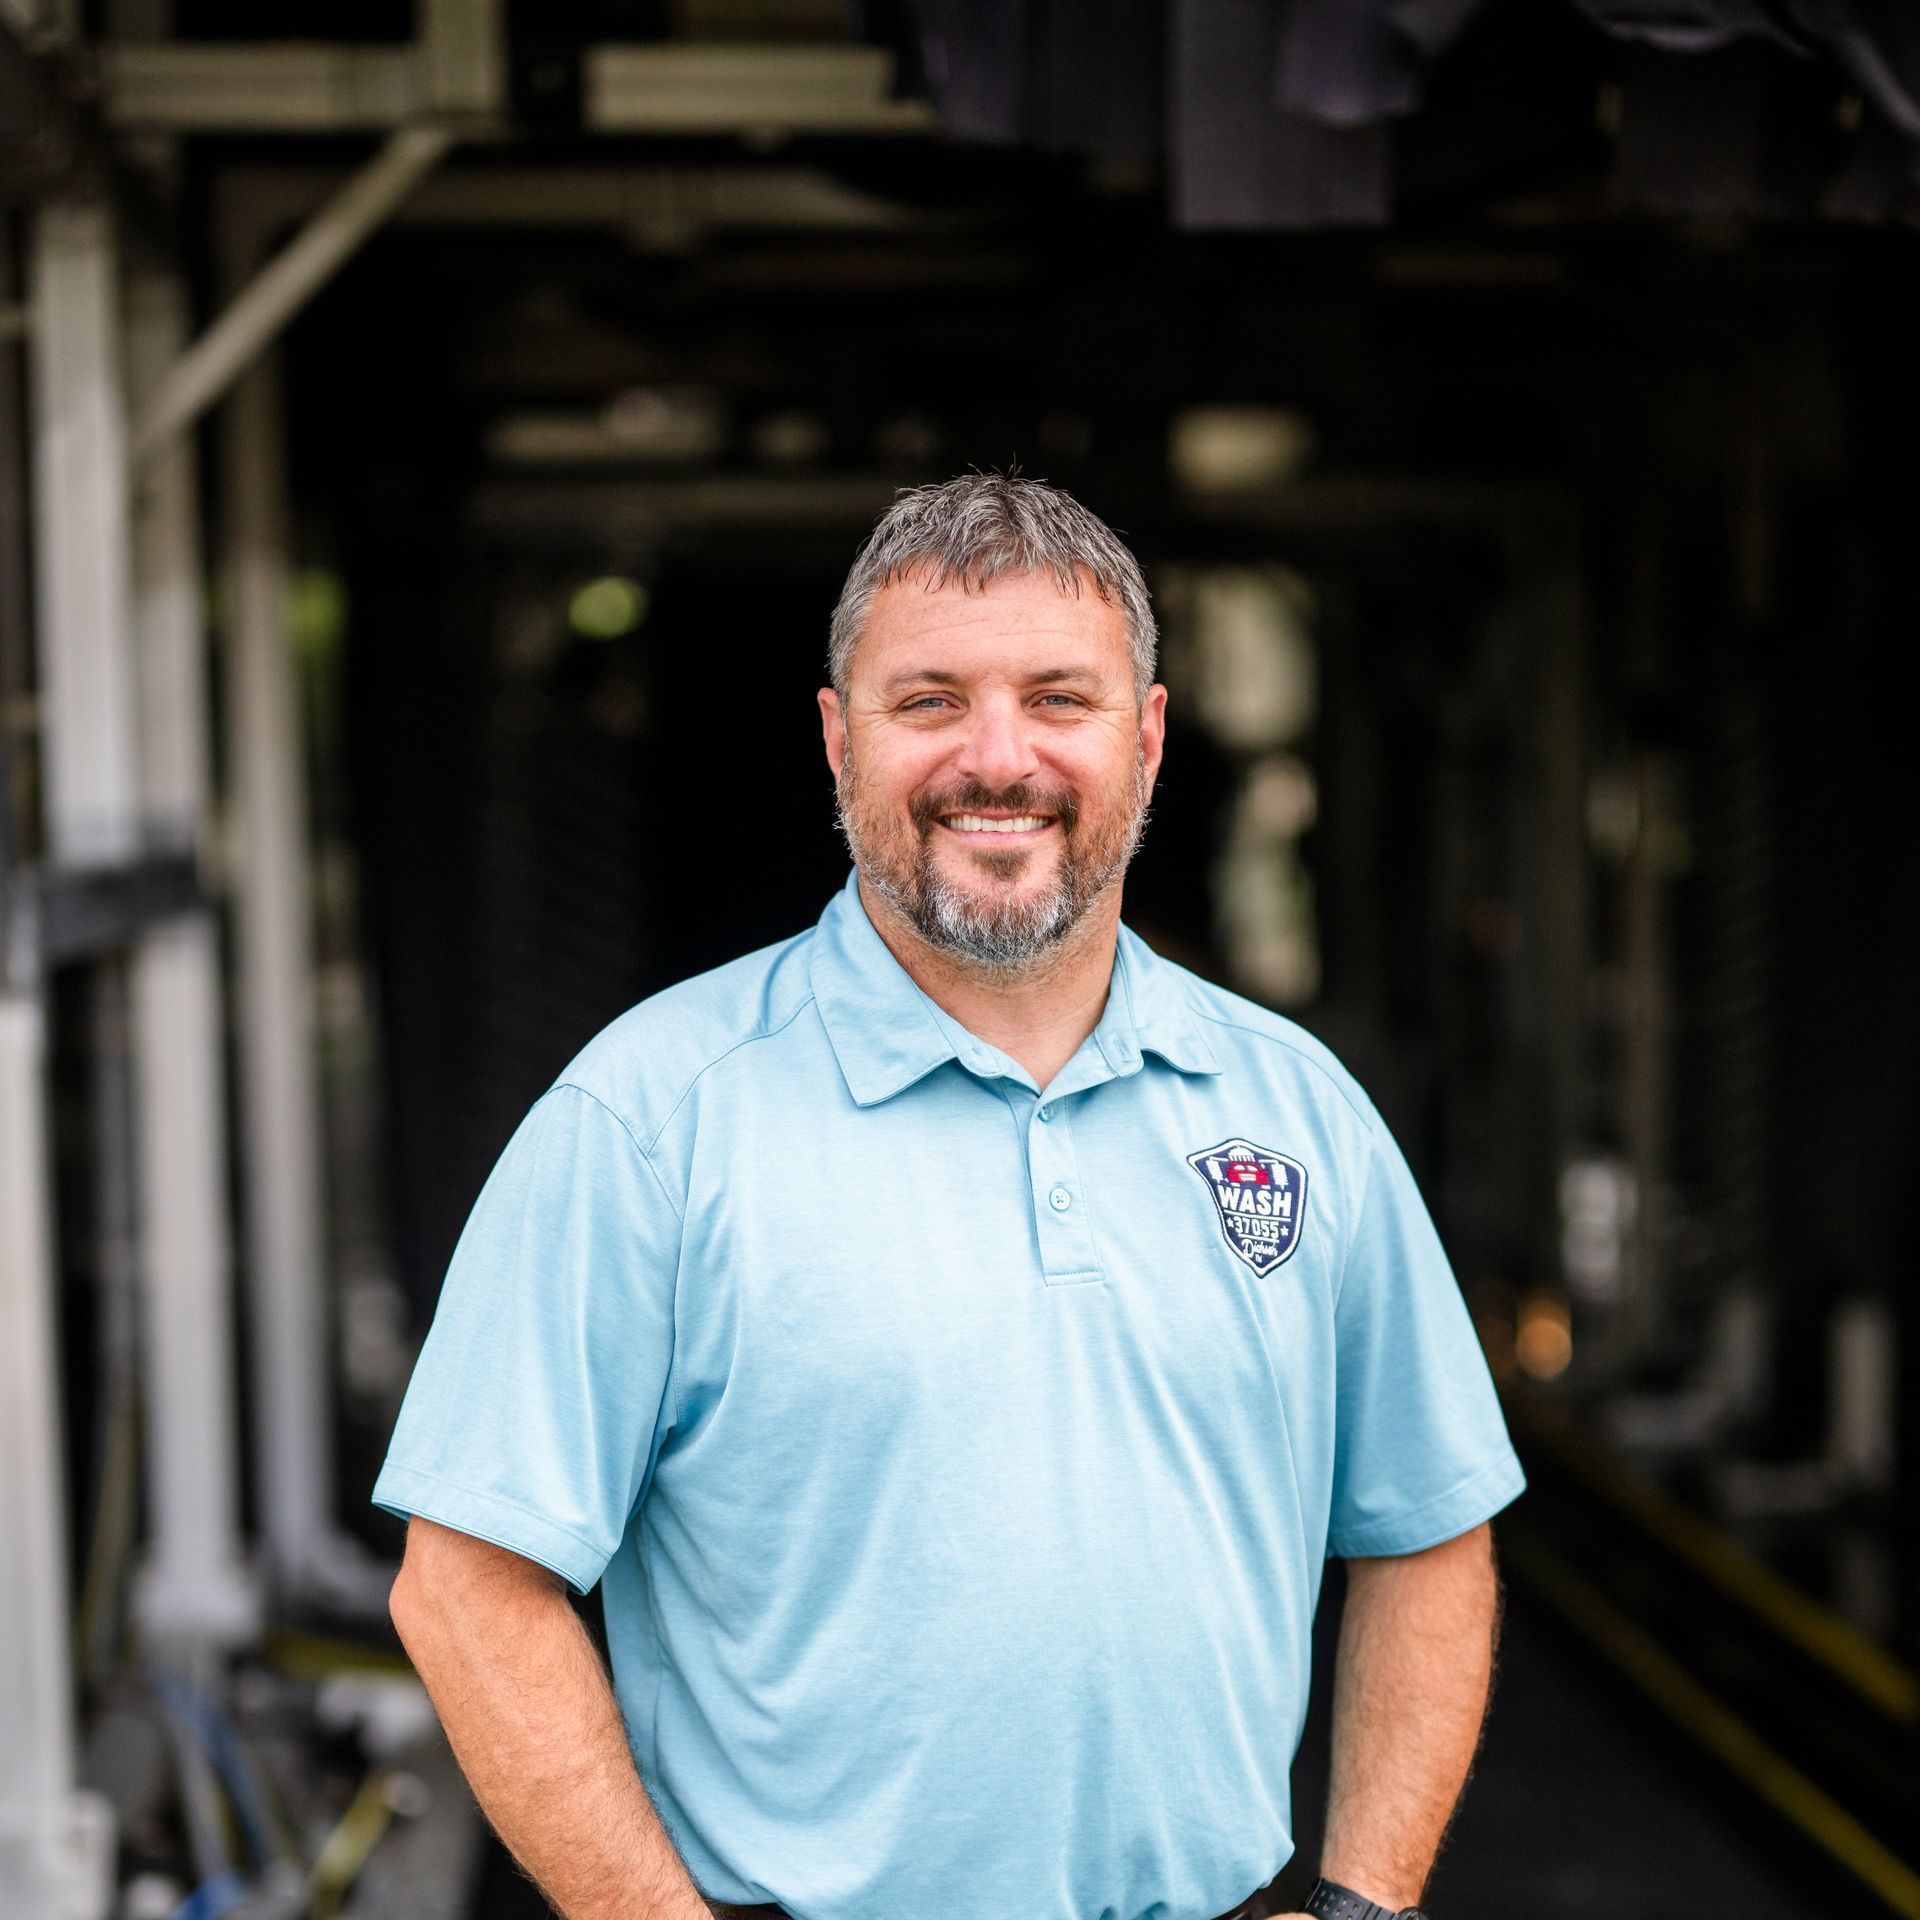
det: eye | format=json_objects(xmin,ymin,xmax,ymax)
[
  {"xmin": 1036, "ymin": 692, "xmax": 1083, "ymax": 708},
  {"xmin": 903, "ymin": 693, "xmax": 953, "ymax": 711}
]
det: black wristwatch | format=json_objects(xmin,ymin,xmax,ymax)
[{"xmin": 1303, "ymin": 1874, "xmax": 1428, "ymax": 1920}]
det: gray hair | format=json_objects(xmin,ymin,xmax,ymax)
[{"xmin": 828, "ymin": 472, "xmax": 1157, "ymax": 703}]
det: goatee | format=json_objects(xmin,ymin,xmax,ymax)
[{"xmin": 835, "ymin": 753, "xmax": 1152, "ymax": 971}]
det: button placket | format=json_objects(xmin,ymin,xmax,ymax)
[{"xmin": 1028, "ymin": 1097, "xmax": 1102, "ymax": 1283}]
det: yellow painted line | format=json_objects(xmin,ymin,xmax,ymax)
[
  {"xmin": 1504, "ymin": 1389, "xmax": 1918, "ymax": 1724},
  {"xmin": 1504, "ymin": 1526, "xmax": 1920, "ymax": 1920},
  {"xmin": 309, "ymin": 1766, "xmax": 398, "ymax": 1920},
  {"xmin": 262, "ymin": 1626, "xmax": 416, "ymax": 1681}
]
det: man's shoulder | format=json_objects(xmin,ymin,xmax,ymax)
[
  {"xmin": 1146, "ymin": 945, "xmax": 1379, "ymax": 1134},
  {"xmin": 545, "ymin": 924, "xmax": 823, "ymax": 1149}
]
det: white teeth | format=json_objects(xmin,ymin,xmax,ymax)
[{"xmin": 945, "ymin": 813, "xmax": 1050, "ymax": 833}]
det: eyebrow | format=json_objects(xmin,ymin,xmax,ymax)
[{"xmin": 878, "ymin": 665, "xmax": 1106, "ymax": 694}]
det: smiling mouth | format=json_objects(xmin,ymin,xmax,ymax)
[{"xmin": 938, "ymin": 812, "xmax": 1057, "ymax": 838}]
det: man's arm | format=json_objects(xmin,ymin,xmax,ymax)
[
  {"xmin": 1313, "ymin": 1521, "xmax": 1505, "ymax": 1912},
  {"xmin": 389, "ymin": 1516, "xmax": 712, "ymax": 1920}
]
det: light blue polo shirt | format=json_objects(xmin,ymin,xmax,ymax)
[{"xmin": 373, "ymin": 868, "xmax": 1524, "ymax": 1920}]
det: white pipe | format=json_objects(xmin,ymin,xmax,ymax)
[
  {"xmin": 130, "ymin": 920, "xmax": 261, "ymax": 1645},
  {"xmin": 223, "ymin": 346, "xmax": 331, "ymax": 1594},
  {"xmin": 6, "ymin": 197, "xmax": 134, "ymax": 1920},
  {"xmin": 28, "ymin": 204, "xmax": 140, "ymax": 867},
  {"xmin": 128, "ymin": 271, "xmax": 215, "ymax": 844},
  {"xmin": 130, "ymin": 125, "xmax": 453, "ymax": 472},
  {"xmin": 126, "ymin": 270, "xmax": 261, "ymax": 1650},
  {"xmin": 221, "ymin": 344, "xmax": 389, "ymax": 1612},
  {"xmin": 0, "ymin": 995, "xmax": 115, "ymax": 1920}
]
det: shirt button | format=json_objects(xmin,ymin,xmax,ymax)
[
  {"xmin": 1048, "ymin": 1185, "xmax": 1072, "ymax": 1212},
  {"xmin": 1038, "ymin": 1104, "xmax": 1054, "ymax": 1122}
]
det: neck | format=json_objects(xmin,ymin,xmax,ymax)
[{"xmin": 856, "ymin": 874, "xmax": 1123, "ymax": 1092}]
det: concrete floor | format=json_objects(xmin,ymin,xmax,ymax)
[{"xmin": 1274, "ymin": 1561, "xmax": 1853, "ymax": 1920}]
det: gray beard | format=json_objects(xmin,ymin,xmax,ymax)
[
  {"xmin": 890, "ymin": 846, "xmax": 1080, "ymax": 970},
  {"xmin": 836, "ymin": 753, "xmax": 1151, "ymax": 973}
]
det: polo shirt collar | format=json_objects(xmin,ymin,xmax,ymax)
[
  {"xmin": 810, "ymin": 871, "xmax": 958, "ymax": 1106},
  {"xmin": 1113, "ymin": 922, "xmax": 1222, "ymax": 1078},
  {"xmin": 810, "ymin": 869, "xmax": 1220, "ymax": 1107}
]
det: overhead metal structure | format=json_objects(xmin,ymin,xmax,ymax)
[
  {"xmin": 130, "ymin": 125, "xmax": 456, "ymax": 470},
  {"xmin": 0, "ymin": 3, "xmax": 945, "ymax": 1907},
  {"xmin": 99, "ymin": 39, "xmax": 930, "ymax": 136}
]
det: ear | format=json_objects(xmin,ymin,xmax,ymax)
[
  {"xmin": 819, "ymin": 687, "xmax": 848, "ymax": 780},
  {"xmin": 1139, "ymin": 683, "xmax": 1169, "ymax": 793}
]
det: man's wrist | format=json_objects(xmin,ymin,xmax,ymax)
[{"xmin": 1303, "ymin": 1873, "xmax": 1428, "ymax": 1920}]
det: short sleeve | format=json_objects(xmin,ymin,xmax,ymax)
[
  {"xmin": 371, "ymin": 1082, "xmax": 682, "ymax": 1593},
  {"xmin": 1326, "ymin": 1107, "xmax": 1526, "ymax": 1558}
]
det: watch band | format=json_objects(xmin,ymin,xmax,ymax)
[{"xmin": 1303, "ymin": 1874, "xmax": 1427, "ymax": 1920}]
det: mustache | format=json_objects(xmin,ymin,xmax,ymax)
[{"xmin": 907, "ymin": 781, "xmax": 1081, "ymax": 835}]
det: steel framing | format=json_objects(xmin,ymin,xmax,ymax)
[
  {"xmin": 3, "ymin": 192, "xmax": 132, "ymax": 1920},
  {"xmin": 0, "ymin": 13, "xmax": 942, "ymax": 1913},
  {"xmin": 126, "ymin": 265, "xmax": 260, "ymax": 1652},
  {"xmin": 99, "ymin": 39, "xmax": 928, "ymax": 136}
]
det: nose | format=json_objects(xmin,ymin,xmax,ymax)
[{"xmin": 952, "ymin": 691, "xmax": 1041, "ymax": 792}]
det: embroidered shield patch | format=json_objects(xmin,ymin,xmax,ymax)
[{"xmin": 1186, "ymin": 1138, "xmax": 1310, "ymax": 1276}]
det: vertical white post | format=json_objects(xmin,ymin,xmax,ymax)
[
  {"xmin": 222, "ymin": 330, "xmax": 385, "ymax": 1608},
  {"xmin": 1828, "ymin": 1296, "xmax": 1895, "ymax": 1489},
  {"xmin": 422, "ymin": 0, "xmax": 507, "ymax": 117},
  {"xmin": 0, "ymin": 1000, "xmax": 113, "ymax": 1920},
  {"xmin": 1, "ymin": 198, "xmax": 126, "ymax": 1920},
  {"xmin": 224, "ymin": 343, "xmax": 326, "ymax": 1595},
  {"xmin": 29, "ymin": 202, "xmax": 140, "ymax": 867},
  {"xmin": 126, "ymin": 268, "xmax": 259, "ymax": 1648}
]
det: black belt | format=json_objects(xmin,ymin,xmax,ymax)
[
  {"xmin": 710, "ymin": 1909, "xmax": 1258, "ymax": 1920},
  {"xmin": 709, "ymin": 1877, "xmax": 1273, "ymax": 1920}
]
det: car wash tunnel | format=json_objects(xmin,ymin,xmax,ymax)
[{"xmin": 3, "ymin": 4, "xmax": 1919, "ymax": 1918}]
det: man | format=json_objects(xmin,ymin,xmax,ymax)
[{"xmin": 375, "ymin": 474, "xmax": 1526, "ymax": 1920}]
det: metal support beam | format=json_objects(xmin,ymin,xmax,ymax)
[
  {"xmin": 0, "ymin": 998, "xmax": 114, "ymax": 1920},
  {"xmin": 128, "ymin": 269, "xmax": 213, "ymax": 847},
  {"xmin": 583, "ymin": 44, "xmax": 933, "ymax": 134},
  {"xmin": 102, "ymin": 40, "xmax": 933, "ymax": 136},
  {"xmin": 222, "ymin": 337, "xmax": 386, "ymax": 1611},
  {"xmin": 129, "ymin": 912, "xmax": 261, "ymax": 1643},
  {"xmin": 420, "ymin": 0, "xmax": 504, "ymax": 118},
  {"xmin": 28, "ymin": 853, "xmax": 201, "ymax": 963},
  {"xmin": 29, "ymin": 202, "xmax": 140, "ymax": 867},
  {"xmin": 126, "ymin": 266, "xmax": 260, "ymax": 1650},
  {"xmin": 224, "ymin": 345, "xmax": 324, "ymax": 1595},
  {"xmin": 129, "ymin": 124, "xmax": 453, "ymax": 472},
  {"xmin": 101, "ymin": 42, "xmax": 421, "ymax": 133},
  {"xmin": 1, "ymin": 199, "xmax": 125, "ymax": 1920}
]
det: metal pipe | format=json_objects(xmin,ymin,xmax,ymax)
[
  {"xmin": 223, "ymin": 344, "xmax": 330, "ymax": 1595},
  {"xmin": 129, "ymin": 125, "xmax": 453, "ymax": 472},
  {"xmin": 1, "ymin": 199, "xmax": 138, "ymax": 1919},
  {"xmin": 126, "ymin": 268, "xmax": 260, "ymax": 1651},
  {"xmin": 29, "ymin": 202, "xmax": 141, "ymax": 866},
  {"xmin": 221, "ymin": 339, "xmax": 388, "ymax": 1612},
  {"xmin": 0, "ymin": 992, "xmax": 114, "ymax": 1920}
]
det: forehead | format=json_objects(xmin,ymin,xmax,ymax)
[{"xmin": 851, "ymin": 566, "xmax": 1132, "ymax": 684}]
